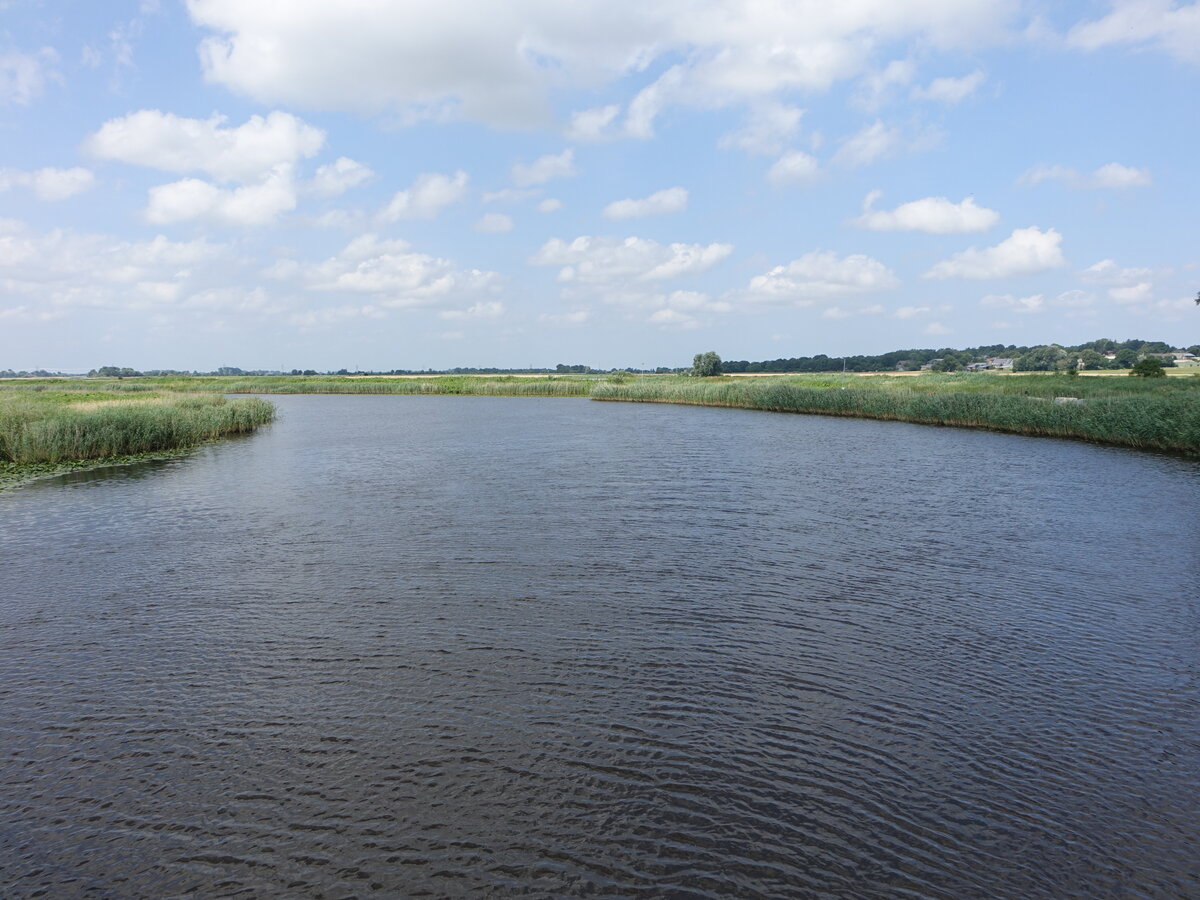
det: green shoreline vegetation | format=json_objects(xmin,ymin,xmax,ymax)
[
  {"xmin": 3, "ymin": 368, "xmax": 1198, "ymax": 479},
  {"xmin": 0, "ymin": 388, "xmax": 275, "ymax": 489}
]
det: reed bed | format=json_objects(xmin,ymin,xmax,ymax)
[
  {"xmin": 591, "ymin": 376, "xmax": 1200, "ymax": 454},
  {"xmin": 0, "ymin": 391, "xmax": 275, "ymax": 465},
  {"xmin": 7, "ymin": 370, "xmax": 1197, "ymax": 455}
]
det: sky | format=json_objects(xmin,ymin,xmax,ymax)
[{"xmin": 1, "ymin": 0, "xmax": 1198, "ymax": 371}]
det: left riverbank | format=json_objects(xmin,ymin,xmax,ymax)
[{"xmin": 0, "ymin": 388, "xmax": 275, "ymax": 489}]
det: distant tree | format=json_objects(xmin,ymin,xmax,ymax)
[
  {"xmin": 1130, "ymin": 358, "xmax": 1166, "ymax": 377},
  {"xmin": 1078, "ymin": 349, "xmax": 1106, "ymax": 370},
  {"xmin": 691, "ymin": 351, "xmax": 723, "ymax": 376},
  {"xmin": 1114, "ymin": 348, "xmax": 1138, "ymax": 368},
  {"xmin": 1014, "ymin": 345, "xmax": 1066, "ymax": 371}
]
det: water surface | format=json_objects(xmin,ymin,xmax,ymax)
[{"xmin": 2, "ymin": 396, "xmax": 1198, "ymax": 897}]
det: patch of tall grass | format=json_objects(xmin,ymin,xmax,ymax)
[
  {"xmin": 591, "ymin": 376, "xmax": 1200, "ymax": 454},
  {"xmin": 0, "ymin": 391, "xmax": 275, "ymax": 465}
]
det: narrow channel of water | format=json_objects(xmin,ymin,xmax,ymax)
[{"xmin": 2, "ymin": 396, "xmax": 1198, "ymax": 897}]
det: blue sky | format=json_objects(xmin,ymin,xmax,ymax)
[{"xmin": 1, "ymin": 0, "xmax": 1197, "ymax": 371}]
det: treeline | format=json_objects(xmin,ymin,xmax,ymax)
[{"xmin": 723, "ymin": 338, "xmax": 1199, "ymax": 374}]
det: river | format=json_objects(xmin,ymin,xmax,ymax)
[{"xmin": 2, "ymin": 395, "xmax": 1198, "ymax": 898}]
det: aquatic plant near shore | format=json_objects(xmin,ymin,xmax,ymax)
[
  {"xmin": 590, "ymin": 378, "xmax": 1200, "ymax": 454},
  {"xmin": 0, "ymin": 392, "xmax": 275, "ymax": 465}
]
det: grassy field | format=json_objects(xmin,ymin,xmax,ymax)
[
  {"xmin": 0, "ymin": 387, "xmax": 275, "ymax": 488},
  {"xmin": 3, "ymin": 369, "xmax": 1198, "ymax": 465}
]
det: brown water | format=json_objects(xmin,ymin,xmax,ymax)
[{"xmin": 2, "ymin": 395, "xmax": 1198, "ymax": 898}]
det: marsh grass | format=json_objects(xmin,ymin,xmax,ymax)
[
  {"xmin": 591, "ymin": 375, "xmax": 1200, "ymax": 454},
  {"xmin": 8, "ymin": 370, "xmax": 1198, "ymax": 455},
  {"xmin": 0, "ymin": 389, "xmax": 275, "ymax": 467}
]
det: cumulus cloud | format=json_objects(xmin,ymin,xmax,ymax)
[
  {"xmin": 925, "ymin": 226, "xmax": 1066, "ymax": 279},
  {"xmin": 473, "ymin": 212, "xmax": 514, "ymax": 233},
  {"xmin": 1068, "ymin": 1, "xmax": 1200, "ymax": 65},
  {"xmin": 0, "ymin": 219, "xmax": 242, "ymax": 316},
  {"xmin": 440, "ymin": 300, "xmax": 504, "ymax": 320},
  {"xmin": 1018, "ymin": 161, "xmax": 1151, "ymax": 189},
  {"xmin": 537, "ymin": 197, "xmax": 563, "ymax": 213},
  {"xmin": 719, "ymin": 102, "xmax": 804, "ymax": 156},
  {"xmin": 979, "ymin": 293, "xmax": 1045, "ymax": 313},
  {"xmin": 1080, "ymin": 258, "xmax": 1154, "ymax": 284},
  {"xmin": 853, "ymin": 59, "xmax": 916, "ymax": 112},
  {"xmin": 981, "ymin": 291, "xmax": 1097, "ymax": 314},
  {"xmin": 1109, "ymin": 282, "xmax": 1153, "ymax": 303},
  {"xmin": 853, "ymin": 191, "xmax": 999, "ymax": 233},
  {"xmin": 310, "ymin": 157, "xmax": 373, "ymax": 196},
  {"xmin": 602, "ymin": 187, "xmax": 688, "ymax": 219},
  {"xmin": 0, "ymin": 48, "xmax": 58, "ymax": 106},
  {"xmin": 893, "ymin": 304, "xmax": 932, "ymax": 318},
  {"xmin": 297, "ymin": 233, "xmax": 499, "ymax": 308},
  {"xmin": 566, "ymin": 104, "xmax": 621, "ymax": 141},
  {"xmin": 146, "ymin": 166, "xmax": 297, "ymax": 226},
  {"xmin": 738, "ymin": 251, "xmax": 899, "ymax": 306},
  {"xmin": 833, "ymin": 120, "xmax": 900, "ymax": 168},
  {"xmin": 512, "ymin": 149, "xmax": 576, "ymax": 187},
  {"xmin": 185, "ymin": 0, "xmax": 1020, "ymax": 129},
  {"xmin": 0, "ymin": 167, "xmax": 96, "ymax": 201},
  {"xmin": 911, "ymin": 70, "xmax": 985, "ymax": 103},
  {"xmin": 767, "ymin": 150, "xmax": 821, "ymax": 186},
  {"xmin": 85, "ymin": 110, "xmax": 325, "ymax": 182},
  {"xmin": 530, "ymin": 235, "xmax": 733, "ymax": 285},
  {"xmin": 378, "ymin": 171, "xmax": 469, "ymax": 222}
]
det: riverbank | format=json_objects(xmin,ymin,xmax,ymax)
[
  {"xmin": 0, "ymin": 389, "xmax": 275, "ymax": 489},
  {"xmin": 591, "ymin": 374, "xmax": 1200, "ymax": 455},
  {"xmin": 4, "ymin": 371, "xmax": 1198, "ymax": 456}
]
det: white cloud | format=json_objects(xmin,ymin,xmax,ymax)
[
  {"xmin": 979, "ymin": 293, "xmax": 1045, "ymax": 313},
  {"xmin": 185, "ymin": 0, "xmax": 1020, "ymax": 129},
  {"xmin": 85, "ymin": 110, "xmax": 325, "ymax": 183},
  {"xmin": 911, "ymin": 70, "xmax": 985, "ymax": 103},
  {"xmin": 1068, "ymin": 1, "xmax": 1200, "ymax": 65},
  {"xmin": 297, "ymin": 233, "xmax": 499, "ymax": 308},
  {"xmin": 473, "ymin": 212, "xmax": 514, "ymax": 233},
  {"xmin": 0, "ymin": 167, "xmax": 96, "ymax": 201},
  {"xmin": 739, "ymin": 251, "xmax": 899, "ymax": 306},
  {"xmin": 1018, "ymin": 161, "xmax": 1151, "ymax": 189},
  {"xmin": 482, "ymin": 187, "xmax": 540, "ymax": 204},
  {"xmin": 378, "ymin": 171, "xmax": 469, "ymax": 222},
  {"xmin": 537, "ymin": 197, "xmax": 563, "ymax": 213},
  {"xmin": 512, "ymin": 149, "xmax": 576, "ymax": 187},
  {"xmin": 566, "ymin": 104, "xmax": 620, "ymax": 141},
  {"xmin": 853, "ymin": 59, "xmax": 916, "ymax": 112},
  {"xmin": 1109, "ymin": 282, "xmax": 1153, "ymax": 303},
  {"xmin": 440, "ymin": 300, "xmax": 505, "ymax": 320},
  {"xmin": 925, "ymin": 226, "xmax": 1066, "ymax": 279},
  {"xmin": 924, "ymin": 321, "xmax": 951, "ymax": 335},
  {"xmin": 894, "ymin": 304, "xmax": 932, "ymax": 318},
  {"xmin": 853, "ymin": 191, "xmax": 999, "ymax": 233},
  {"xmin": 602, "ymin": 186, "xmax": 688, "ymax": 219},
  {"xmin": 719, "ymin": 102, "xmax": 803, "ymax": 156},
  {"xmin": 530, "ymin": 235, "xmax": 733, "ymax": 285},
  {"xmin": 146, "ymin": 166, "xmax": 297, "ymax": 226},
  {"xmin": 0, "ymin": 48, "xmax": 57, "ymax": 106},
  {"xmin": 767, "ymin": 150, "xmax": 820, "ymax": 186},
  {"xmin": 310, "ymin": 157, "xmax": 373, "ymax": 196},
  {"xmin": 1081, "ymin": 258, "xmax": 1154, "ymax": 285},
  {"xmin": 834, "ymin": 120, "xmax": 900, "ymax": 168},
  {"xmin": 0, "ymin": 220, "xmax": 238, "ymax": 315},
  {"xmin": 1091, "ymin": 162, "xmax": 1153, "ymax": 188}
]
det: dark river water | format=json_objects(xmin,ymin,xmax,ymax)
[{"xmin": 2, "ymin": 395, "xmax": 1199, "ymax": 898}]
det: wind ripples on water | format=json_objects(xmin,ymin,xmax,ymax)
[{"xmin": 2, "ymin": 395, "xmax": 1198, "ymax": 898}]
